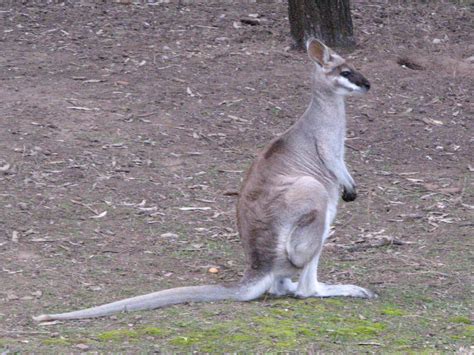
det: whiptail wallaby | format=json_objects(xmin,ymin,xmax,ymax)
[{"xmin": 34, "ymin": 39, "xmax": 374, "ymax": 322}]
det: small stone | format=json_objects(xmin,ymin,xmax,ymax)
[
  {"xmin": 160, "ymin": 232, "xmax": 178, "ymax": 238},
  {"xmin": 0, "ymin": 162, "xmax": 10, "ymax": 172},
  {"xmin": 432, "ymin": 38, "xmax": 441, "ymax": 44},
  {"xmin": 75, "ymin": 344, "xmax": 90, "ymax": 350},
  {"xmin": 464, "ymin": 56, "xmax": 474, "ymax": 63},
  {"xmin": 31, "ymin": 290, "xmax": 43, "ymax": 298},
  {"xmin": 208, "ymin": 267, "xmax": 219, "ymax": 274},
  {"xmin": 240, "ymin": 18, "xmax": 261, "ymax": 26},
  {"xmin": 215, "ymin": 37, "xmax": 229, "ymax": 42},
  {"xmin": 7, "ymin": 292, "xmax": 19, "ymax": 301},
  {"xmin": 11, "ymin": 231, "xmax": 19, "ymax": 243}
]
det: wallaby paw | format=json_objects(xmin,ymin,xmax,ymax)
[{"xmin": 342, "ymin": 186, "xmax": 357, "ymax": 202}]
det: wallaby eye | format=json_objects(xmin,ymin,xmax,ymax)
[{"xmin": 340, "ymin": 70, "xmax": 352, "ymax": 77}]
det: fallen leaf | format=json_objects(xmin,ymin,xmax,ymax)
[
  {"xmin": 421, "ymin": 117, "xmax": 444, "ymax": 126},
  {"xmin": 160, "ymin": 232, "xmax": 178, "ymax": 238},
  {"xmin": 423, "ymin": 183, "xmax": 439, "ymax": 190},
  {"xmin": 228, "ymin": 115, "xmax": 248, "ymax": 123},
  {"xmin": 423, "ymin": 184, "xmax": 461, "ymax": 194},
  {"xmin": 38, "ymin": 320, "xmax": 61, "ymax": 326},
  {"xmin": 406, "ymin": 178, "xmax": 424, "ymax": 183},
  {"xmin": 438, "ymin": 187, "xmax": 461, "ymax": 194},
  {"xmin": 67, "ymin": 106, "xmax": 93, "ymax": 111},
  {"xmin": 0, "ymin": 162, "xmax": 10, "ymax": 172},
  {"xmin": 178, "ymin": 207, "xmax": 211, "ymax": 211},
  {"xmin": 90, "ymin": 211, "xmax": 107, "ymax": 219}
]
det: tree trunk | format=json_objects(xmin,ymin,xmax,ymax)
[{"xmin": 288, "ymin": 0, "xmax": 355, "ymax": 49}]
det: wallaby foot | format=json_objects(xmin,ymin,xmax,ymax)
[
  {"xmin": 268, "ymin": 277, "xmax": 298, "ymax": 296},
  {"xmin": 294, "ymin": 251, "xmax": 376, "ymax": 299},
  {"xmin": 295, "ymin": 282, "xmax": 376, "ymax": 299}
]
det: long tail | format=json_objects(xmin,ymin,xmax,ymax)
[{"xmin": 33, "ymin": 275, "xmax": 272, "ymax": 322}]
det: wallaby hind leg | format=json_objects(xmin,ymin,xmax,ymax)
[
  {"xmin": 296, "ymin": 253, "xmax": 375, "ymax": 298},
  {"xmin": 282, "ymin": 176, "xmax": 329, "ymax": 269},
  {"xmin": 293, "ymin": 211, "xmax": 375, "ymax": 299}
]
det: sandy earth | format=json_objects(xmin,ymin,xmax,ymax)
[{"xmin": 0, "ymin": 0, "xmax": 472, "ymax": 352}]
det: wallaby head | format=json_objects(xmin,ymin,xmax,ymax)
[{"xmin": 306, "ymin": 38, "xmax": 370, "ymax": 96}]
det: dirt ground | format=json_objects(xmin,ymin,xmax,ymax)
[{"xmin": 0, "ymin": 0, "xmax": 472, "ymax": 352}]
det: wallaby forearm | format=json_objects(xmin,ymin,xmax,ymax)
[{"xmin": 315, "ymin": 141, "xmax": 355, "ymax": 191}]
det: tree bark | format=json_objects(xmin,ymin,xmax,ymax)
[{"xmin": 288, "ymin": 0, "xmax": 355, "ymax": 49}]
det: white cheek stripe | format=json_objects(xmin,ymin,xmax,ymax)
[{"xmin": 337, "ymin": 76, "xmax": 360, "ymax": 91}]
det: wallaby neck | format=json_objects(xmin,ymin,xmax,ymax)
[
  {"xmin": 281, "ymin": 88, "xmax": 348, "ymax": 184},
  {"xmin": 293, "ymin": 90, "xmax": 346, "ymax": 139}
]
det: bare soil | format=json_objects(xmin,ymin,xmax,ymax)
[{"xmin": 0, "ymin": 1, "xmax": 472, "ymax": 352}]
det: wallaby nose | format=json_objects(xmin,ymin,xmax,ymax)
[{"xmin": 363, "ymin": 80, "xmax": 370, "ymax": 91}]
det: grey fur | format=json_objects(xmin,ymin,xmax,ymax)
[{"xmin": 34, "ymin": 39, "xmax": 374, "ymax": 322}]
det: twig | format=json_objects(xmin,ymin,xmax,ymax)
[
  {"xmin": 0, "ymin": 330, "xmax": 50, "ymax": 335},
  {"xmin": 345, "ymin": 143, "xmax": 360, "ymax": 151},
  {"xmin": 357, "ymin": 342, "xmax": 383, "ymax": 346},
  {"xmin": 70, "ymin": 199, "xmax": 99, "ymax": 215}
]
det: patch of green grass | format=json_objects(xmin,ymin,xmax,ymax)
[
  {"xmin": 330, "ymin": 322, "xmax": 385, "ymax": 339},
  {"xmin": 97, "ymin": 329, "xmax": 139, "ymax": 342},
  {"xmin": 322, "ymin": 298, "xmax": 344, "ymax": 306},
  {"xmin": 160, "ymin": 299, "xmax": 389, "ymax": 352},
  {"xmin": 36, "ymin": 284, "xmax": 472, "ymax": 352},
  {"xmin": 42, "ymin": 338, "xmax": 71, "ymax": 346},
  {"xmin": 169, "ymin": 335, "xmax": 199, "ymax": 346},
  {"xmin": 393, "ymin": 337, "xmax": 412, "ymax": 347},
  {"xmin": 169, "ymin": 324, "xmax": 262, "ymax": 352},
  {"xmin": 97, "ymin": 326, "xmax": 166, "ymax": 342},
  {"xmin": 141, "ymin": 327, "xmax": 165, "ymax": 336},
  {"xmin": 381, "ymin": 306, "xmax": 406, "ymax": 316},
  {"xmin": 461, "ymin": 325, "xmax": 474, "ymax": 339},
  {"xmin": 449, "ymin": 316, "xmax": 471, "ymax": 324}
]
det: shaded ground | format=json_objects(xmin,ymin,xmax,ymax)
[{"xmin": 0, "ymin": 0, "xmax": 472, "ymax": 352}]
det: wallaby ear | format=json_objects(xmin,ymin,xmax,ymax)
[{"xmin": 306, "ymin": 38, "xmax": 330, "ymax": 67}]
